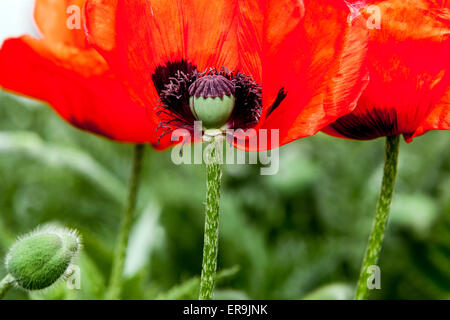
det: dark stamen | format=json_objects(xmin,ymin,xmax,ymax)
[
  {"xmin": 189, "ymin": 75, "xmax": 235, "ymax": 99},
  {"xmin": 152, "ymin": 61, "xmax": 288, "ymax": 146}
]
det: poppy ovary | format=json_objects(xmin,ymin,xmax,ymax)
[{"xmin": 188, "ymin": 75, "xmax": 236, "ymax": 130}]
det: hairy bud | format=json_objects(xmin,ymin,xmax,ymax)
[{"xmin": 5, "ymin": 225, "xmax": 81, "ymax": 291}]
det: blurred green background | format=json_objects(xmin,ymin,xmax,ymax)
[{"xmin": 0, "ymin": 89, "xmax": 449, "ymax": 300}]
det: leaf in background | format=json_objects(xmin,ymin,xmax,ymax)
[
  {"xmin": 390, "ymin": 193, "xmax": 439, "ymax": 236},
  {"xmin": 124, "ymin": 199, "xmax": 164, "ymax": 277},
  {"xmin": 213, "ymin": 289, "xmax": 250, "ymax": 300},
  {"xmin": 302, "ymin": 283, "xmax": 354, "ymax": 300},
  {"xmin": 0, "ymin": 219, "xmax": 15, "ymax": 248},
  {"xmin": 156, "ymin": 266, "xmax": 240, "ymax": 300},
  {"xmin": 266, "ymin": 143, "xmax": 320, "ymax": 196},
  {"xmin": 0, "ymin": 131, "xmax": 126, "ymax": 202},
  {"xmin": 78, "ymin": 252, "xmax": 107, "ymax": 300}
]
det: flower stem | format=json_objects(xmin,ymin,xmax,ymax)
[
  {"xmin": 106, "ymin": 144, "xmax": 145, "ymax": 300},
  {"xmin": 355, "ymin": 135, "xmax": 400, "ymax": 300},
  {"xmin": 0, "ymin": 274, "xmax": 14, "ymax": 300},
  {"xmin": 199, "ymin": 140, "xmax": 223, "ymax": 300}
]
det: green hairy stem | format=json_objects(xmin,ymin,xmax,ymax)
[
  {"xmin": 355, "ymin": 135, "xmax": 400, "ymax": 300},
  {"xmin": 199, "ymin": 140, "xmax": 223, "ymax": 300}
]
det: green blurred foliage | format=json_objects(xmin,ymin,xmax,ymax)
[{"xmin": 0, "ymin": 90, "xmax": 449, "ymax": 300}]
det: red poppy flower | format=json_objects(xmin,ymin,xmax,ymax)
[
  {"xmin": 84, "ymin": 0, "xmax": 369, "ymax": 150},
  {"xmin": 323, "ymin": 0, "xmax": 450, "ymax": 142},
  {"xmin": 0, "ymin": 0, "xmax": 158, "ymax": 144}
]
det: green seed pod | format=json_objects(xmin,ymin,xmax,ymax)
[
  {"xmin": 190, "ymin": 95, "xmax": 235, "ymax": 129},
  {"xmin": 189, "ymin": 75, "xmax": 236, "ymax": 129},
  {"xmin": 5, "ymin": 226, "xmax": 81, "ymax": 291}
]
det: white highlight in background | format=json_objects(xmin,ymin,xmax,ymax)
[{"xmin": 0, "ymin": 0, "xmax": 36, "ymax": 45}]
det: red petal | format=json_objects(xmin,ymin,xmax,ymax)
[
  {"xmin": 324, "ymin": 0, "xmax": 450, "ymax": 141},
  {"xmin": 411, "ymin": 87, "xmax": 450, "ymax": 140},
  {"xmin": 258, "ymin": 0, "xmax": 369, "ymax": 147},
  {"xmin": 0, "ymin": 37, "xmax": 158, "ymax": 144},
  {"xmin": 85, "ymin": 0, "xmax": 243, "ymax": 114},
  {"xmin": 35, "ymin": 0, "xmax": 88, "ymax": 48}
]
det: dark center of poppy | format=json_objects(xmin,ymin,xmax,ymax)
[{"xmin": 151, "ymin": 60, "xmax": 286, "ymax": 144}]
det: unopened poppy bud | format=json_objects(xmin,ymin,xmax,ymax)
[
  {"xmin": 189, "ymin": 75, "xmax": 235, "ymax": 129},
  {"xmin": 5, "ymin": 225, "xmax": 81, "ymax": 291}
]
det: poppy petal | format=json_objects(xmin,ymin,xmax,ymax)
[
  {"xmin": 259, "ymin": 0, "xmax": 369, "ymax": 146},
  {"xmin": 35, "ymin": 0, "xmax": 88, "ymax": 48},
  {"xmin": 411, "ymin": 87, "xmax": 450, "ymax": 140},
  {"xmin": 85, "ymin": 0, "xmax": 242, "ymax": 113},
  {"xmin": 0, "ymin": 37, "xmax": 157, "ymax": 144},
  {"xmin": 324, "ymin": 0, "xmax": 450, "ymax": 141}
]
